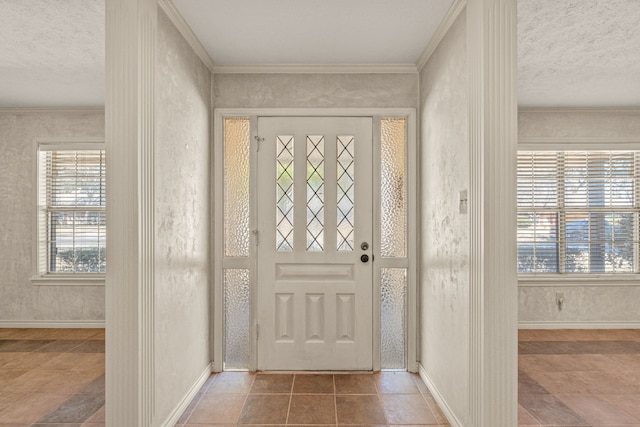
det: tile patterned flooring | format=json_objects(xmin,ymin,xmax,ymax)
[
  {"xmin": 0, "ymin": 328, "xmax": 105, "ymax": 427},
  {"xmin": 519, "ymin": 329, "xmax": 640, "ymax": 427},
  {"xmin": 2, "ymin": 328, "xmax": 640, "ymax": 426},
  {"xmin": 175, "ymin": 371, "xmax": 451, "ymax": 426}
]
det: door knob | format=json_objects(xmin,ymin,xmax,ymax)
[
  {"xmin": 360, "ymin": 254, "xmax": 369, "ymax": 263},
  {"xmin": 360, "ymin": 242, "xmax": 369, "ymax": 250}
]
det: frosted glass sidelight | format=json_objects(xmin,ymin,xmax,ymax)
[
  {"xmin": 276, "ymin": 136, "xmax": 295, "ymax": 251},
  {"xmin": 381, "ymin": 118, "xmax": 407, "ymax": 258},
  {"xmin": 381, "ymin": 268, "xmax": 407, "ymax": 369},
  {"xmin": 307, "ymin": 135, "xmax": 325, "ymax": 251},
  {"xmin": 224, "ymin": 269, "xmax": 250, "ymax": 370},
  {"xmin": 337, "ymin": 136, "xmax": 355, "ymax": 251},
  {"xmin": 224, "ymin": 118, "xmax": 251, "ymax": 257}
]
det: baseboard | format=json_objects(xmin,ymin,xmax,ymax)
[
  {"xmin": 160, "ymin": 362, "xmax": 213, "ymax": 427},
  {"xmin": 519, "ymin": 321, "xmax": 640, "ymax": 329},
  {"xmin": 0, "ymin": 320, "xmax": 105, "ymax": 328},
  {"xmin": 418, "ymin": 363, "xmax": 464, "ymax": 427}
]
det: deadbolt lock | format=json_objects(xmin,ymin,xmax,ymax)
[{"xmin": 361, "ymin": 242, "xmax": 369, "ymax": 251}]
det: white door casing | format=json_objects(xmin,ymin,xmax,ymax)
[{"xmin": 256, "ymin": 117, "xmax": 373, "ymax": 370}]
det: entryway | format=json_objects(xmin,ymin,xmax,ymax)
[
  {"xmin": 256, "ymin": 117, "xmax": 373, "ymax": 370},
  {"xmin": 213, "ymin": 109, "xmax": 417, "ymax": 373}
]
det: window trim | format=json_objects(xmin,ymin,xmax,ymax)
[
  {"xmin": 31, "ymin": 137, "xmax": 106, "ymax": 286},
  {"xmin": 517, "ymin": 138, "xmax": 640, "ymax": 282}
]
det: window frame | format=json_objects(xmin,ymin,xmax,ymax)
[
  {"xmin": 517, "ymin": 139, "xmax": 640, "ymax": 283},
  {"xmin": 31, "ymin": 138, "xmax": 106, "ymax": 286}
]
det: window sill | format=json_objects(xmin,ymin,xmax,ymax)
[
  {"xmin": 519, "ymin": 274, "xmax": 640, "ymax": 287},
  {"xmin": 30, "ymin": 275, "xmax": 105, "ymax": 286}
]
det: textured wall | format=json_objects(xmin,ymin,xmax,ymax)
[
  {"xmin": 0, "ymin": 111, "xmax": 105, "ymax": 322},
  {"xmin": 154, "ymin": 10, "xmax": 211, "ymax": 423},
  {"xmin": 214, "ymin": 73, "xmax": 418, "ymax": 108},
  {"xmin": 518, "ymin": 110, "xmax": 640, "ymax": 325},
  {"xmin": 419, "ymin": 11, "xmax": 470, "ymax": 423}
]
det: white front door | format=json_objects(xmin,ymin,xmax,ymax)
[{"xmin": 256, "ymin": 117, "xmax": 373, "ymax": 370}]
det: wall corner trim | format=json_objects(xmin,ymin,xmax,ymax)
[
  {"xmin": 158, "ymin": 0, "xmax": 216, "ymax": 73},
  {"xmin": 416, "ymin": 0, "xmax": 466, "ymax": 72},
  {"xmin": 158, "ymin": 362, "xmax": 213, "ymax": 427},
  {"xmin": 418, "ymin": 363, "xmax": 464, "ymax": 427}
]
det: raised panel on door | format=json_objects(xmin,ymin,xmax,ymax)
[{"xmin": 256, "ymin": 117, "xmax": 373, "ymax": 370}]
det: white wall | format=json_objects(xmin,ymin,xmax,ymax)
[
  {"xmin": 0, "ymin": 111, "xmax": 105, "ymax": 324},
  {"xmin": 419, "ymin": 10, "xmax": 470, "ymax": 424},
  {"xmin": 153, "ymin": 9, "xmax": 212, "ymax": 424},
  {"xmin": 518, "ymin": 109, "xmax": 640, "ymax": 327},
  {"xmin": 214, "ymin": 73, "xmax": 418, "ymax": 108}
]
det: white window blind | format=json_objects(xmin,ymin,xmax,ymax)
[
  {"xmin": 517, "ymin": 150, "xmax": 640, "ymax": 274},
  {"xmin": 38, "ymin": 148, "xmax": 106, "ymax": 274}
]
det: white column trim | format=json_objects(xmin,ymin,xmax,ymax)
[
  {"xmin": 467, "ymin": 0, "xmax": 518, "ymax": 426},
  {"xmin": 105, "ymin": 0, "xmax": 156, "ymax": 425}
]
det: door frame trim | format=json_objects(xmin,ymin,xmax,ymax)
[{"xmin": 213, "ymin": 108, "xmax": 417, "ymax": 372}]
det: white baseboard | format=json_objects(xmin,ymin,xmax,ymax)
[
  {"xmin": 0, "ymin": 320, "xmax": 105, "ymax": 328},
  {"xmin": 418, "ymin": 363, "xmax": 464, "ymax": 427},
  {"xmin": 160, "ymin": 362, "xmax": 213, "ymax": 427},
  {"xmin": 519, "ymin": 321, "xmax": 640, "ymax": 329}
]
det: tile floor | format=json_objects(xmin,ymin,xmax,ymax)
[
  {"xmin": 2, "ymin": 328, "xmax": 640, "ymax": 427},
  {"xmin": 0, "ymin": 328, "xmax": 105, "ymax": 427},
  {"xmin": 175, "ymin": 371, "xmax": 451, "ymax": 426},
  {"xmin": 519, "ymin": 329, "xmax": 640, "ymax": 427}
]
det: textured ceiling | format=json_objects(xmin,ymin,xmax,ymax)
[
  {"xmin": 518, "ymin": 0, "xmax": 640, "ymax": 107},
  {"xmin": 1, "ymin": 0, "xmax": 638, "ymax": 108},
  {"xmin": 0, "ymin": 0, "xmax": 104, "ymax": 108},
  {"xmin": 172, "ymin": 0, "xmax": 453, "ymax": 65}
]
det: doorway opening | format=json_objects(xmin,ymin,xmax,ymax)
[{"xmin": 213, "ymin": 109, "xmax": 416, "ymax": 372}]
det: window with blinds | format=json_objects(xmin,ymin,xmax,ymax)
[
  {"xmin": 38, "ymin": 146, "xmax": 106, "ymax": 275},
  {"xmin": 517, "ymin": 150, "xmax": 640, "ymax": 274}
]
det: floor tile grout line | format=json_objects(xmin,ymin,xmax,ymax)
[
  {"xmin": 333, "ymin": 374, "xmax": 338, "ymax": 426},
  {"xmin": 284, "ymin": 374, "xmax": 294, "ymax": 425}
]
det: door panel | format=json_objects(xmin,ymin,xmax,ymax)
[{"xmin": 256, "ymin": 117, "xmax": 373, "ymax": 370}]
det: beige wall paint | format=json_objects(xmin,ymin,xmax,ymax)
[
  {"xmin": 214, "ymin": 72, "xmax": 418, "ymax": 109},
  {"xmin": 419, "ymin": 10, "xmax": 470, "ymax": 424},
  {"xmin": 0, "ymin": 111, "xmax": 105, "ymax": 323},
  {"xmin": 518, "ymin": 109, "xmax": 640, "ymax": 326},
  {"xmin": 153, "ymin": 9, "xmax": 212, "ymax": 424}
]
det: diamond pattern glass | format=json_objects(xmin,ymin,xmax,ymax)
[
  {"xmin": 224, "ymin": 268, "xmax": 250, "ymax": 370},
  {"xmin": 381, "ymin": 268, "xmax": 407, "ymax": 369},
  {"xmin": 381, "ymin": 118, "xmax": 407, "ymax": 258},
  {"xmin": 224, "ymin": 117, "xmax": 250, "ymax": 257},
  {"xmin": 337, "ymin": 136, "xmax": 355, "ymax": 251},
  {"xmin": 276, "ymin": 136, "xmax": 294, "ymax": 251},
  {"xmin": 307, "ymin": 135, "xmax": 325, "ymax": 251}
]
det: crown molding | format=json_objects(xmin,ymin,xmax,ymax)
[
  {"xmin": 212, "ymin": 64, "xmax": 418, "ymax": 74},
  {"xmin": 158, "ymin": 0, "xmax": 215, "ymax": 73},
  {"xmin": 519, "ymin": 107, "xmax": 640, "ymax": 114},
  {"xmin": 0, "ymin": 108, "xmax": 104, "ymax": 114},
  {"xmin": 416, "ymin": 0, "xmax": 466, "ymax": 72}
]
